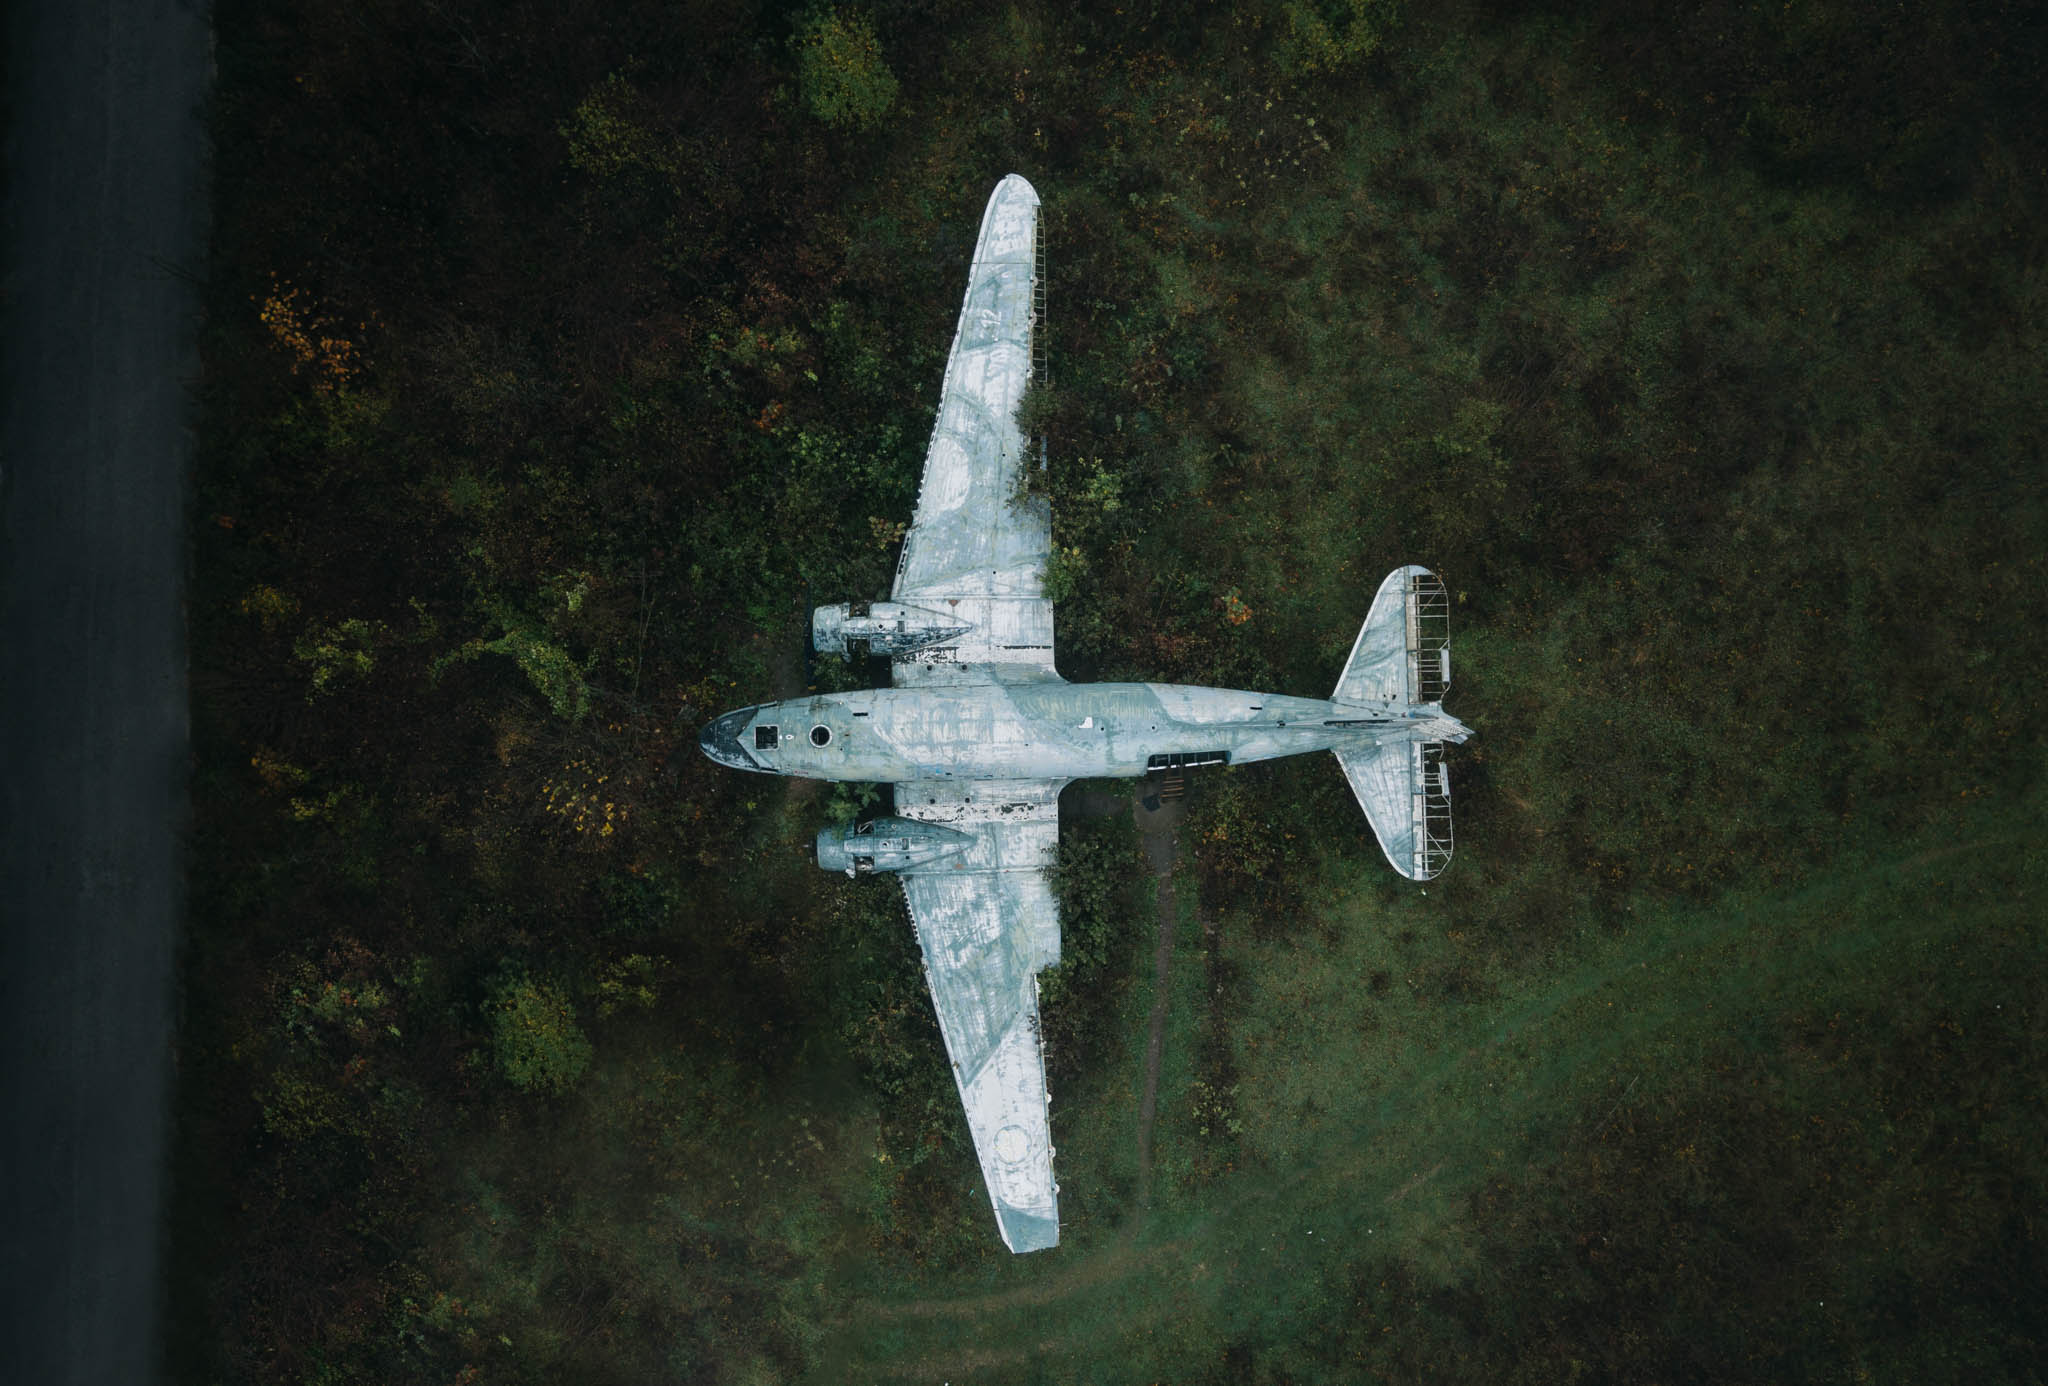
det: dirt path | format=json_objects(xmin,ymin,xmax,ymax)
[
  {"xmin": 1900, "ymin": 839, "xmax": 1998, "ymax": 870},
  {"xmin": 854, "ymin": 783, "xmax": 1189, "ymax": 1340},
  {"xmin": 824, "ymin": 824, "xmax": 2036, "ymax": 1380},
  {"xmin": 855, "ymin": 1232, "xmax": 1190, "ymax": 1324},
  {"xmin": 1131, "ymin": 788, "xmax": 1184, "ymax": 1215}
]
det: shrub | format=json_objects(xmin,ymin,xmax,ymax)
[
  {"xmin": 489, "ymin": 976, "xmax": 593, "ymax": 1095},
  {"xmin": 293, "ymin": 617, "xmax": 382, "ymax": 697},
  {"xmin": 1278, "ymin": 0, "xmax": 1400, "ymax": 74},
  {"xmin": 560, "ymin": 73, "xmax": 677, "ymax": 184},
  {"xmin": 796, "ymin": 9, "xmax": 899, "ymax": 130}
]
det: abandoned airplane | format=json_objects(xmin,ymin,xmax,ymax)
[{"xmin": 700, "ymin": 174, "xmax": 1471, "ymax": 1253}]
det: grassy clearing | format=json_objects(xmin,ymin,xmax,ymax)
[{"xmin": 812, "ymin": 784, "xmax": 2045, "ymax": 1378}]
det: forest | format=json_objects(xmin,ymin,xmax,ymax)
[{"xmin": 173, "ymin": 0, "xmax": 2046, "ymax": 1381}]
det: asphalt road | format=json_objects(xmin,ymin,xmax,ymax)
[{"xmin": 1, "ymin": 2, "xmax": 210, "ymax": 1382}]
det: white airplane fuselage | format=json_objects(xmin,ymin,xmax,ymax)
[{"xmin": 698, "ymin": 680, "xmax": 1470, "ymax": 783}]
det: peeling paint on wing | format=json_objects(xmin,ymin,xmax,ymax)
[
  {"xmin": 898, "ymin": 780, "xmax": 1061, "ymax": 1248},
  {"xmin": 889, "ymin": 175, "xmax": 1058, "ymax": 690}
]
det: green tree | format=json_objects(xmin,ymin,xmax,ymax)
[
  {"xmin": 1278, "ymin": 0, "xmax": 1399, "ymax": 74},
  {"xmin": 431, "ymin": 601, "xmax": 590, "ymax": 722},
  {"xmin": 560, "ymin": 73, "xmax": 678, "ymax": 185},
  {"xmin": 293, "ymin": 616, "xmax": 383, "ymax": 697},
  {"xmin": 796, "ymin": 9, "xmax": 899, "ymax": 130},
  {"xmin": 489, "ymin": 976, "xmax": 593, "ymax": 1095}
]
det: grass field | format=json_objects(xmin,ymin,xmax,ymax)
[
  {"xmin": 811, "ymin": 782, "xmax": 2046, "ymax": 1380},
  {"xmin": 173, "ymin": 1, "xmax": 2046, "ymax": 1379}
]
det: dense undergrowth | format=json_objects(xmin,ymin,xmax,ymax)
[{"xmin": 174, "ymin": 0, "xmax": 2045, "ymax": 1381}]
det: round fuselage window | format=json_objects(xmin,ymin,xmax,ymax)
[{"xmin": 810, "ymin": 724, "xmax": 832, "ymax": 747}]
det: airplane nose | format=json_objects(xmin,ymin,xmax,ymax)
[{"xmin": 698, "ymin": 707, "xmax": 764, "ymax": 771}]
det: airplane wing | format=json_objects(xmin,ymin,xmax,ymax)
[
  {"xmin": 894, "ymin": 777, "xmax": 1062, "ymax": 1252},
  {"xmin": 891, "ymin": 174, "xmax": 1058, "ymax": 689}
]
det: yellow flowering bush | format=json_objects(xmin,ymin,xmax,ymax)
[{"xmin": 255, "ymin": 274, "xmax": 368, "ymax": 393}]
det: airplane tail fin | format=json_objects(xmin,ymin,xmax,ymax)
[{"xmin": 1333, "ymin": 566, "xmax": 1461, "ymax": 880}]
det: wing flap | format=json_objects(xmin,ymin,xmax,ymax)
[{"xmin": 891, "ymin": 595, "xmax": 1058, "ymax": 688}]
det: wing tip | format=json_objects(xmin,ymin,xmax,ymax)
[{"xmin": 996, "ymin": 1203, "xmax": 1060, "ymax": 1254}]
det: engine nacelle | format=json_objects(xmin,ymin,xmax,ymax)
[
  {"xmin": 811, "ymin": 600, "xmax": 973, "ymax": 656},
  {"xmin": 815, "ymin": 816, "xmax": 975, "ymax": 877}
]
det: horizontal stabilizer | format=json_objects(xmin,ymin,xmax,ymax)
[
  {"xmin": 1336, "ymin": 566, "xmax": 1451, "ymax": 707},
  {"xmin": 1334, "ymin": 740, "xmax": 1454, "ymax": 881}
]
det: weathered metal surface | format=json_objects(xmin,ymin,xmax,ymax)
[
  {"xmin": 1331, "ymin": 566, "xmax": 1466, "ymax": 879},
  {"xmin": 890, "ymin": 595, "xmax": 1060, "ymax": 688},
  {"xmin": 813, "ymin": 815, "xmax": 975, "ymax": 876},
  {"xmin": 694, "ymin": 682, "xmax": 1462, "ymax": 783},
  {"xmin": 697, "ymin": 175, "xmax": 1474, "ymax": 1252},
  {"xmin": 810, "ymin": 601, "xmax": 973, "ymax": 656},
  {"xmin": 1334, "ymin": 564, "xmax": 1425, "ymax": 706},
  {"xmin": 895, "ymin": 781, "xmax": 1061, "ymax": 1252},
  {"xmin": 890, "ymin": 173, "xmax": 1058, "ymax": 686},
  {"xmin": 698, "ymin": 706, "xmax": 762, "ymax": 772}
]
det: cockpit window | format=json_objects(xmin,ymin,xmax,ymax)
[
  {"xmin": 810, "ymin": 725, "xmax": 832, "ymax": 747},
  {"xmin": 754, "ymin": 725, "xmax": 779, "ymax": 750}
]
